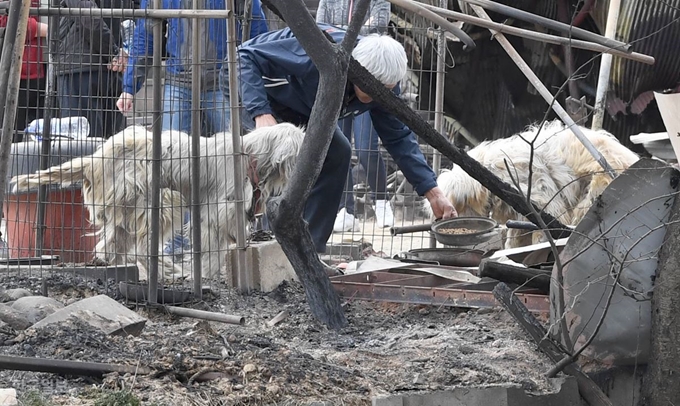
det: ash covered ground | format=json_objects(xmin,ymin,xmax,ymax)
[{"xmin": 0, "ymin": 274, "xmax": 556, "ymax": 405}]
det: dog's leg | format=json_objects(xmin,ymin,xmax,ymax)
[
  {"xmin": 195, "ymin": 200, "xmax": 239, "ymax": 281},
  {"xmin": 199, "ymin": 224, "xmax": 225, "ymax": 281},
  {"xmin": 94, "ymin": 225, "xmax": 133, "ymax": 266}
]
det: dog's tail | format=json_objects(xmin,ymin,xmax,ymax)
[{"xmin": 10, "ymin": 156, "xmax": 91, "ymax": 193}]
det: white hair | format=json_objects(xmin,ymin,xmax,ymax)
[
  {"xmin": 10, "ymin": 123, "xmax": 306, "ymax": 281},
  {"xmin": 352, "ymin": 34, "xmax": 408, "ymax": 85}
]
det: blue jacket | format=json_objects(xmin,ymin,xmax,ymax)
[
  {"xmin": 123, "ymin": 0, "xmax": 268, "ymax": 94},
  {"xmin": 237, "ymin": 23, "xmax": 438, "ymax": 196}
]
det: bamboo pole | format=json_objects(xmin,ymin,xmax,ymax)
[
  {"xmin": 470, "ymin": 5, "xmax": 617, "ymax": 179},
  {"xmin": 457, "ymin": 0, "xmax": 628, "ymax": 51},
  {"xmin": 409, "ymin": 1, "xmax": 654, "ymax": 66},
  {"xmin": 592, "ymin": 0, "xmax": 622, "ymax": 130}
]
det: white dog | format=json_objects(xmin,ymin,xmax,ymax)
[
  {"xmin": 11, "ymin": 123, "xmax": 305, "ymax": 280},
  {"xmin": 427, "ymin": 120, "xmax": 640, "ymax": 248}
]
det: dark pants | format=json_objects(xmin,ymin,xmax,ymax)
[
  {"xmin": 219, "ymin": 69, "xmax": 352, "ymax": 253},
  {"xmin": 13, "ymin": 76, "xmax": 46, "ymax": 142},
  {"xmin": 56, "ymin": 69, "xmax": 126, "ymax": 139},
  {"xmin": 339, "ymin": 111, "xmax": 389, "ymax": 215},
  {"xmin": 249, "ymin": 120, "xmax": 352, "ymax": 253}
]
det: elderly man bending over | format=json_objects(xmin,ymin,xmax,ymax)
[{"xmin": 220, "ymin": 23, "xmax": 457, "ymax": 254}]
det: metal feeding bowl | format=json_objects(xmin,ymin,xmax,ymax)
[
  {"xmin": 430, "ymin": 217, "xmax": 498, "ymax": 246},
  {"xmin": 402, "ymin": 248, "xmax": 486, "ymax": 267}
]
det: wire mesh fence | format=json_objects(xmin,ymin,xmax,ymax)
[{"xmin": 0, "ymin": 0, "xmax": 480, "ymax": 305}]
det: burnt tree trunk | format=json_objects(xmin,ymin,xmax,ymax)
[
  {"xmin": 643, "ymin": 184, "xmax": 680, "ymax": 405},
  {"xmin": 262, "ymin": 0, "xmax": 371, "ymax": 330}
]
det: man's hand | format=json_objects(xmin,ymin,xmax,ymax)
[
  {"xmin": 425, "ymin": 187, "xmax": 457, "ymax": 220},
  {"xmin": 108, "ymin": 49, "xmax": 128, "ymax": 72},
  {"xmin": 255, "ymin": 114, "xmax": 278, "ymax": 128},
  {"xmin": 116, "ymin": 92, "xmax": 134, "ymax": 113}
]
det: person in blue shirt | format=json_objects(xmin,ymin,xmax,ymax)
[
  {"xmin": 222, "ymin": 23, "xmax": 457, "ymax": 254},
  {"xmin": 118, "ymin": 0, "xmax": 269, "ymax": 257},
  {"xmin": 117, "ymin": 0, "xmax": 269, "ymax": 135}
]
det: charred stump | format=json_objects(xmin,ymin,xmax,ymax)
[{"xmin": 262, "ymin": 0, "xmax": 371, "ymax": 330}]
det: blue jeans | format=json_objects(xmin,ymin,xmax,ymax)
[
  {"xmin": 162, "ymin": 83, "xmax": 230, "ymax": 135},
  {"xmin": 339, "ymin": 112, "xmax": 389, "ymax": 216}
]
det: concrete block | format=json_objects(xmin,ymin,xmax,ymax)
[
  {"xmin": 227, "ymin": 240, "xmax": 298, "ymax": 292},
  {"xmin": 30, "ymin": 294, "xmax": 147, "ymax": 336},
  {"xmin": 249, "ymin": 240, "xmax": 299, "ymax": 292},
  {"xmin": 507, "ymin": 377, "xmax": 581, "ymax": 406},
  {"xmin": 0, "ymin": 389, "xmax": 17, "ymax": 406},
  {"xmin": 373, "ymin": 386, "xmax": 508, "ymax": 406},
  {"xmin": 326, "ymin": 242, "xmax": 363, "ymax": 260},
  {"xmin": 590, "ymin": 366, "xmax": 643, "ymax": 406},
  {"xmin": 372, "ymin": 377, "xmax": 580, "ymax": 406},
  {"xmin": 11, "ymin": 296, "xmax": 64, "ymax": 324}
]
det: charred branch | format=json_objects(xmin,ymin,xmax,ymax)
[{"xmin": 0, "ymin": 355, "xmax": 153, "ymax": 377}]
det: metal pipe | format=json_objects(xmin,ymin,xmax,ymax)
[
  {"xmin": 0, "ymin": 355, "xmax": 153, "ymax": 377},
  {"xmin": 391, "ymin": 223, "xmax": 432, "ymax": 236},
  {"xmin": 34, "ymin": 0, "xmax": 61, "ymax": 257},
  {"xmin": 471, "ymin": 5, "xmax": 617, "ymax": 179},
  {"xmin": 226, "ymin": 0, "xmax": 250, "ymax": 292},
  {"xmin": 456, "ymin": 0, "xmax": 629, "ymax": 52},
  {"xmin": 0, "ymin": 0, "xmax": 29, "ymax": 220},
  {"xmin": 415, "ymin": 1, "xmax": 654, "ymax": 66},
  {"xmin": 430, "ymin": 0, "xmax": 447, "ymax": 249},
  {"xmin": 148, "ymin": 0, "xmax": 164, "ymax": 303},
  {"xmin": 592, "ymin": 0, "xmax": 622, "ymax": 130},
  {"xmin": 190, "ymin": 0, "xmax": 203, "ymax": 299},
  {"xmin": 3, "ymin": 7, "xmax": 235, "ymax": 19},
  {"xmin": 165, "ymin": 305, "xmax": 245, "ymax": 325},
  {"xmin": 386, "ymin": 0, "xmax": 476, "ymax": 49}
]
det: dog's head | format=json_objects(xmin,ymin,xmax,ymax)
[{"xmin": 241, "ymin": 123, "xmax": 306, "ymax": 200}]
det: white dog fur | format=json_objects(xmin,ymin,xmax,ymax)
[
  {"xmin": 426, "ymin": 120, "xmax": 640, "ymax": 248},
  {"xmin": 10, "ymin": 123, "xmax": 305, "ymax": 280}
]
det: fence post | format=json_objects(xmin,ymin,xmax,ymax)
[
  {"xmin": 148, "ymin": 0, "xmax": 165, "ymax": 303},
  {"xmin": 190, "ymin": 0, "xmax": 205, "ymax": 299},
  {"xmin": 429, "ymin": 0, "xmax": 447, "ymax": 249},
  {"xmin": 0, "ymin": 0, "xmax": 32, "ymax": 235},
  {"xmin": 226, "ymin": 0, "xmax": 251, "ymax": 292}
]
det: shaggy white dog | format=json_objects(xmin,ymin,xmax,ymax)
[
  {"xmin": 427, "ymin": 120, "xmax": 640, "ymax": 248},
  {"xmin": 10, "ymin": 123, "xmax": 305, "ymax": 280}
]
